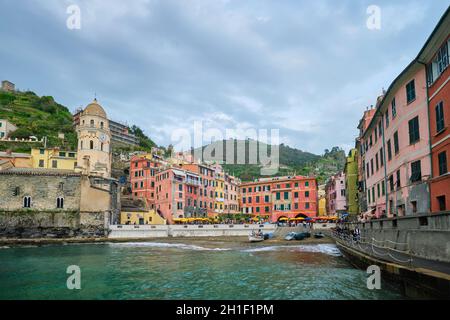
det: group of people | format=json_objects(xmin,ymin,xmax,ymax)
[{"xmin": 333, "ymin": 225, "xmax": 361, "ymax": 242}]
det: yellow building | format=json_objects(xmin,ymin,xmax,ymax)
[
  {"xmin": 214, "ymin": 171, "xmax": 225, "ymax": 214},
  {"xmin": 318, "ymin": 197, "xmax": 327, "ymax": 216},
  {"xmin": 31, "ymin": 148, "xmax": 77, "ymax": 170},
  {"xmin": 120, "ymin": 209, "xmax": 167, "ymax": 225}
]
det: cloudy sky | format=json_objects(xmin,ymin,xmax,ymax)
[{"xmin": 0, "ymin": 0, "xmax": 448, "ymax": 154}]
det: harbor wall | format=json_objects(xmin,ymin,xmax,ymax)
[
  {"xmin": 348, "ymin": 212, "xmax": 450, "ymax": 263},
  {"xmin": 108, "ymin": 224, "xmax": 277, "ymax": 238}
]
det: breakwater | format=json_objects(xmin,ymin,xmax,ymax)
[{"xmin": 108, "ymin": 224, "xmax": 277, "ymax": 238}]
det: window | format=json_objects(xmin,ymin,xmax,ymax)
[
  {"xmin": 265, "ymin": 195, "xmax": 269, "ymax": 202},
  {"xmin": 59, "ymin": 152, "xmax": 66, "ymax": 157},
  {"xmin": 284, "ymin": 192, "xmax": 289, "ymax": 200},
  {"xmin": 305, "ymin": 191, "xmax": 310, "ymax": 198},
  {"xmin": 393, "ymin": 131, "xmax": 399, "ymax": 154},
  {"xmin": 381, "ymin": 181, "xmax": 385, "ymax": 196},
  {"xmin": 294, "ymin": 203, "xmax": 298, "ymax": 209},
  {"xmin": 23, "ymin": 196, "xmax": 31, "ymax": 208},
  {"xmin": 387, "ymin": 140, "xmax": 392, "ymax": 161},
  {"xmin": 40, "ymin": 149, "xmax": 44, "ymax": 155},
  {"xmin": 13, "ymin": 187, "xmax": 20, "ymax": 196},
  {"xmin": 367, "ymin": 190, "xmax": 371, "ymax": 204},
  {"xmin": 90, "ymin": 140, "xmax": 94, "ymax": 149},
  {"xmin": 305, "ymin": 203, "xmax": 310, "ymax": 209},
  {"xmin": 276, "ymin": 192, "xmax": 280, "ymax": 200},
  {"xmin": 385, "ymin": 111, "xmax": 389, "ymax": 128},
  {"xmin": 68, "ymin": 153, "xmax": 75, "ymax": 158},
  {"xmin": 375, "ymin": 153, "xmax": 379, "ymax": 171},
  {"xmin": 380, "ymin": 148, "xmax": 384, "ymax": 167},
  {"xmin": 406, "ymin": 79, "xmax": 416, "ymax": 104},
  {"xmin": 370, "ymin": 159, "xmax": 374, "ymax": 176},
  {"xmin": 305, "ymin": 181, "xmax": 309, "ymax": 187},
  {"xmin": 52, "ymin": 160, "xmax": 57, "ymax": 168},
  {"xmin": 100, "ymin": 122, "xmax": 104, "ymax": 129},
  {"xmin": 39, "ymin": 159, "xmax": 44, "ymax": 167},
  {"xmin": 438, "ymin": 151, "xmax": 447, "ymax": 176},
  {"xmin": 377, "ymin": 183, "xmax": 380, "ymax": 198},
  {"xmin": 57, "ymin": 197, "xmax": 64, "ymax": 209},
  {"xmin": 437, "ymin": 42, "xmax": 449, "ymax": 74},
  {"xmin": 436, "ymin": 102, "xmax": 445, "ymax": 133},
  {"xmin": 256, "ymin": 196, "xmax": 260, "ymax": 203},
  {"xmin": 410, "ymin": 160, "xmax": 422, "ymax": 183},
  {"xmin": 372, "ymin": 187, "xmax": 375, "ymax": 202},
  {"xmin": 396, "ymin": 170, "xmax": 401, "ymax": 189},
  {"xmin": 389, "ymin": 175, "xmax": 394, "ymax": 192},
  {"xmin": 265, "ymin": 206, "xmax": 269, "ymax": 213},
  {"xmin": 101, "ymin": 143, "xmax": 104, "ymax": 151},
  {"xmin": 90, "ymin": 119, "xmax": 95, "ymax": 127},
  {"xmin": 378, "ymin": 121, "xmax": 382, "ymax": 137},
  {"xmin": 437, "ymin": 196, "xmax": 446, "ymax": 211},
  {"xmin": 408, "ymin": 116, "xmax": 420, "ymax": 144},
  {"xmin": 391, "ymin": 98, "xmax": 397, "ymax": 118}
]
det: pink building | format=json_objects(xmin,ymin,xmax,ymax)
[
  {"xmin": 325, "ymin": 172, "xmax": 346, "ymax": 216},
  {"xmin": 154, "ymin": 167, "xmax": 203, "ymax": 224},
  {"xmin": 360, "ymin": 63, "xmax": 431, "ymax": 219},
  {"xmin": 129, "ymin": 154, "xmax": 162, "ymax": 209}
]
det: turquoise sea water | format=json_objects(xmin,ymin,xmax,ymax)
[{"xmin": 0, "ymin": 241, "xmax": 405, "ymax": 300}]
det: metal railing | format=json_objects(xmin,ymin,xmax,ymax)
[{"xmin": 332, "ymin": 230, "xmax": 413, "ymax": 265}]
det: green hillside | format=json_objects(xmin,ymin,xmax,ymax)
[
  {"xmin": 0, "ymin": 90, "xmax": 157, "ymax": 153},
  {"xmin": 0, "ymin": 90, "xmax": 77, "ymax": 152},
  {"xmin": 192, "ymin": 139, "xmax": 346, "ymax": 183}
]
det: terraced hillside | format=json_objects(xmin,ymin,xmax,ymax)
[{"xmin": 0, "ymin": 90, "xmax": 77, "ymax": 152}]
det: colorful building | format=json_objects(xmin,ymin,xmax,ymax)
[
  {"xmin": 31, "ymin": 148, "xmax": 77, "ymax": 170},
  {"xmin": 224, "ymin": 174, "xmax": 240, "ymax": 214},
  {"xmin": 356, "ymin": 108, "xmax": 376, "ymax": 215},
  {"xmin": 214, "ymin": 170, "xmax": 225, "ymax": 214},
  {"xmin": 418, "ymin": 9, "xmax": 450, "ymax": 213},
  {"xmin": 120, "ymin": 209, "xmax": 166, "ymax": 225},
  {"xmin": 178, "ymin": 163, "xmax": 216, "ymax": 217},
  {"xmin": 129, "ymin": 153, "xmax": 162, "ymax": 209},
  {"xmin": 325, "ymin": 172, "xmax": 346, "ymax": 216},
  {"xmin": 344, "ymin": 149, "xmax": 359, "ymax": 217},
  {"xmin": 240, "ymin": 176, "xmax": 317, "ymax": 222}
]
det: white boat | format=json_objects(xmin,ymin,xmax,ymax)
[{"xmin": 249, "ymin": 232, "xmax": 265, "ymax": 242}]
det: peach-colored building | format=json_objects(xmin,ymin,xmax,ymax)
[
  {"xmin": 360, "ymin": 62, "xmax": 431, "ymax": 218},
  {"xmin": 240, "ymin": 176, "xmax": 317, "ymax": 223}
]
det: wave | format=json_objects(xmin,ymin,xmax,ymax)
[
  {"xmin": 109, "ymin": 242, "xmax": 341, "ymax": 256},
  {"xmin": 109, "ymin": 242, "xmax": 232, "ymax": 251},
  {"xmin": 242, "ymin": 244, "xmax": 342, "ymax": 256}
]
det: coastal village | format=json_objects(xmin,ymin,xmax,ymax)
[{"xmin": 0, "ymin": 4, "xmax": 449, "ymax": 300}]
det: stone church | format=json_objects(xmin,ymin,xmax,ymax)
[{"xmin": 0, "ymin": 99, "xmax": 120, "ymax": 238}]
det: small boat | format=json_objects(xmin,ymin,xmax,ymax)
[
  {"xmin": 294, "ymin": 233, "xmax": 306, "ymax": 240},
  {"xmin": 249, "ymin": 232, "xmax": 265, "ymax": 242},
  {"xmin": 285, "ymin": 232, "xmax": 297, "ymax": 241},
  {"xmin": 314, "ymin": 232, "xmax": 325, "ymax": 239}
]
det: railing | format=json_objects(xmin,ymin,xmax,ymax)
[{"xmin": 332, "ymin": 230, "xmax": 413, "ymax": 265}]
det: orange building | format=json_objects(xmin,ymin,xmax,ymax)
[
  {"xmin": 418, "ymin": 8, "xmax": 450, "ymax": 212},
  {"xmin": 240, "ymin": 176, "xmax": 318, "ymax": 223},
  {"xmin": 129, "ymin": 153, "xmax": 162, "ymax": 209}
]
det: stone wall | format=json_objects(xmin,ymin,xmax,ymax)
[
  {"xmin": 0, "ymin": 171, "xmax": 113, "ymax": 238},
  {"xmin": 348, "ymin": 212, "xmax": 450, "ymax": 263},
  {"xmin": 0, "ymin": 173, "xmax": 81, "ymax": 210}
]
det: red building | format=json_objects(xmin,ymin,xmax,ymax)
[
  {"xmin": 240, "ymin": 176, "xmax": 318, "ymax": 222},
  {"xmin": 419, "ymin": 8, "xmax": 450, "ymax": 212},
  {"xmin": 129, "ymin": 153, "xmax": 162, "ymax": 209}
]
